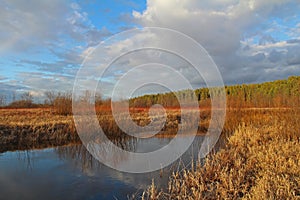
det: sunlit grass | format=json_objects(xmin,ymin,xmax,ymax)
[{"xmin": 139, "ymin": 109, "xmax": 300, "ymax": 199}]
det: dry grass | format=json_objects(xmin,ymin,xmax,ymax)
[
  {"xmin": 139, "ymin": 109, "xmax": 300, "ymax": 199},
  {"xmin": 1, "ymin": 107, "xmax": 298, "ymax": 149},
  {"xmin": 0, "ymin": 108, "xmax": 78, "ymax": 152},
  {"xmin": 1, "ymin": 107, "xmax": 299, "ymax": 199},
  {"xmin": 0, "ymin": 108, "xmax": 73, "ymax": 126},
  {"xmin": 0, "ymin": 107, "xmax": 196, "ymax": 151}
]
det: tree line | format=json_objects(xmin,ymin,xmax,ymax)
[
  {"xmin": 1, "ymin": 76, "xmax": 299, "ymax": 113},
  {"xmin": 130, "ymin": 76, "xmax": 300, "ymax": 108}
]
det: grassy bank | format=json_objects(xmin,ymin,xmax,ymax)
[
  {"xmin": 0, "ymin": 107, "xmax": 205, "ymax": 152},
  {"xmin": 1, "ymin": 76, "xmax": 298, "ymax": 153},
  {"xmin": 0, "ymin": 107, "xmax": 297, "ymax": 152},
  {"xmin": 0, "ymin": 108, "xmax": 78, "ymax": 152},
  {"xmin": 139, "ymin": 109, "xmax": 300, "ymax": 199}
]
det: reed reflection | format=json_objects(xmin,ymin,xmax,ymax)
[{"xmin": 54, "ymin": 136, "xmax": 138, "ymax": 171}]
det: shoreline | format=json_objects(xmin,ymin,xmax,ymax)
[{"xmin": 0, "ymin": 107, "xmax": 297, "ymax": 153}]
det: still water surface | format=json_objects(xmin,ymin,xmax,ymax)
[{"xmin": 0, "ymin": 136, "xmax": 206, "ymax": 200}]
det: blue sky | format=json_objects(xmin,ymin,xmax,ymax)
[
  {"xmin": 0, "ymin": 0, "xmax": 300, "ymax": 101},
  {"xmin": 77, "ymin": 0, "xmax": 146, "ymax": 31}
]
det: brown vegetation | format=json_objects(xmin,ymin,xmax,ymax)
[
  {"xmin": 138, "ymin": 108, "xmax": 300, "ymax": 199},
  {"xmin": 0, "ymin": 108, "xmax": 78, "ymax": 152},
  {"xmin": 0, "ymin": 77, "xmax": 299, "ymax": 199},
  {"xmin": 0, "ymin": 107, "xmax": 201, "ymax": 152}
]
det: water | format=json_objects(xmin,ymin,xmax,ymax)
[{"xmin": 0, "ymin": 136, "xmax": 205, "ymax": 200}]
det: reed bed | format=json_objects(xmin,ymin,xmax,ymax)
[
  {"xmin": 0, "ymin": 108, "xmax": 78, "ymax": 152},
  {"xmin": 138, "ymin": 108, "xmax": 300, "ymax": 199},
  {"xmin": 1, "ymin": 107, "xmax": 297, "ymax": 151},
  {"xmin": 0, "ymin": 108, "xmax": 199, "ymax": 151},
  {"xmin": 1, "ymin": 107, "xmax": 299, "ymax": 199}
]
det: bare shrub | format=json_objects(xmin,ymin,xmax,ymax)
[{"xmin": 53, "ymin": 92, "xmax": 72, "ymax": 115}]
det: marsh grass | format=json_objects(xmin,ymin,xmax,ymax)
[
  {"xmin": 1, "ymin": 106, "xmax": 298, "ymax": 152},
  {"xmin": 1, "ymin": 107, "xmax": 299, "ymax": 199},
  {"xmin": 0, "ymin": 108, "xmax": 78, "ymax": 152},
  {"xmin": 138, "ymin": 108, "xmax": 300, "ymax": 199}
]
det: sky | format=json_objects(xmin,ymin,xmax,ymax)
[{"xmin": 0, "ymin": 0, "xmax": 300, "ymax": 101}]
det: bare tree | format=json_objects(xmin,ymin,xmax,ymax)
[
  {"xmin": 8, "ymin": 92, "xmax": 35, "ymax": 108},
  {"xmin": 81, "ymin": 90, "xmax": 92, "ymax": 104},
  {"xmin": 44, "ymin": 91, "xmax": 57, "ymax": 105},
  {"xmin": 12, "ymin": 91, "xmax": 16, "ymax": 102},
  {"xmin": 95, "ymin": 92, "xmax": 103, "ymax": 106},
  {"xmin": 0, "ymin": 94, "xmax": 6, "ymax": 106},
  {"xmin": 21, "ymin": 92, "xmax": 33, "ymax": 102},
  {"xmin": 53, "ymin": 92, "xmax": 72, "ymax": 115}
]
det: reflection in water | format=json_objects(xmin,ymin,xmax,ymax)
[
  {"xmin": 16, "ymin": 150, "xmax": 35, "ymax": 171},
  {"xmin": 0, "ymin": 136, "xmax": 205, "ymax": 200},
  {"xmin": 55, "ymin": 137, "xmax": 140, "ymax": 172}
]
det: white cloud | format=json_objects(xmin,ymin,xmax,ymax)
[
  {"xmin": 0, "ymin": 1, "xmax": 112, "ymax": 98},
  {"xmin": 75, "ymin": 0, "xmax": 300, "ymax": 98},
  {"xmin": 1, "ymin": 0, "xmax": 300, "ymax": 99},
  {"xmin": 0, "ymin": 1, "xmax": 111, "ymax": 55},
  {"xmin": 130, "ymin": 0, "xmax": 300, "ymax": 84},
  {"xmin": 0, "ymin": 0, "xmax": 67, "ymax": 54}
]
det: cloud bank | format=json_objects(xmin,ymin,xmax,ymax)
[
  {"xmin": 0, "ymin": 0, "xmax": 300, "ymax": 100},
  {"xmin": 132, "ymin": 0, "xmax": 300, "ymax": 84}
]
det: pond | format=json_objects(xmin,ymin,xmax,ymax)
[{"xmin": 0, "ymin": 136, "xmax": 209, "ymax": 200}]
